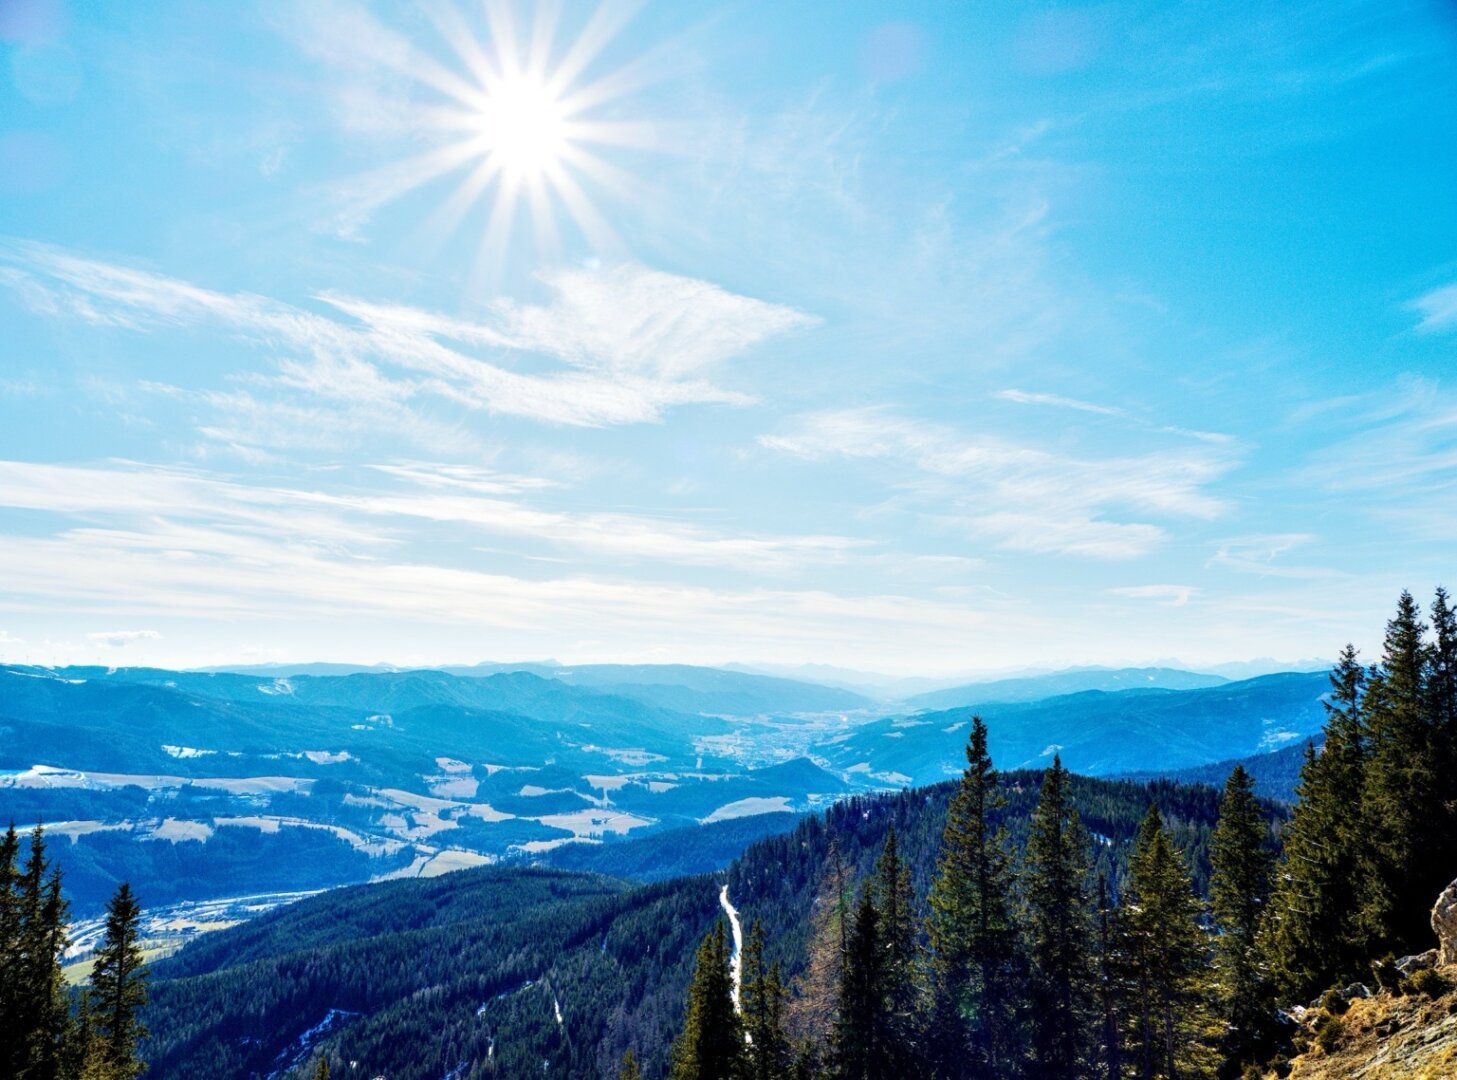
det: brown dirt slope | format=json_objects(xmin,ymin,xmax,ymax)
[{"xmin": 1277, "ymin": 972, "xmax": 1457, "ymax": 1079}]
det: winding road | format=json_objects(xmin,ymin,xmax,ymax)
[{"xmin": 719, "ymin": 883, "xmax": 743, "ymax": 1011}]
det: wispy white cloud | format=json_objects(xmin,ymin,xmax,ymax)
[
  {"xmin": 1208, "ymin": 533, "xmax": 1342, "ymax": 580},
  {"xmin": 998, "ymin": 387, "xmax": 1233, "ymax": 444},
  {"xmin": 1411, "ymin": 282, "xmax": 1457, "ymax": 333},
  {"xmin": 1300, "ymin": 379, "xmax": 1457, "ymax": 495},
  {"xmin": 760, "ymin": 407, "xmax": 1234, "ymax": 559},
  {"xmin": 86, "ymin": 629, "xmax": 162, "ymax": 647},
  {"xmin": 1107, "ymin": 584, "xmax": 1199, "ymax": 607},
  {"xmin": 0, "ymin": 459, "xmax": 861, "ymax": 574},
  {"xmin": 0, "ymin": 504, "xmax": 990, "ymax": 666},
  {"xmin": 0, "ymin": 240, "xmax": 815, "ymax": 441},
  {"xmin": 997, "ymin": 388, "xmax": 1123, "ymax": 416}
]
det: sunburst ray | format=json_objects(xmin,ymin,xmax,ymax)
[{"xmin": 337, "ymin": 0, "xmax": 656, "ymax": 275}]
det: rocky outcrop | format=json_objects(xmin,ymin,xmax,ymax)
[
  {"xmin": 1267, "ymin": 880, "xmax": 1457, "ymax": 1078},
  {"xmin": 1396, "ymin": 950, "xmax": 1437, "ymax": 977},
  {"xmin": 1434, "ymin": 878, "xmax": 1457, "ymax": 966},
  {"xmin": 1278, "ymin": 982, "xmax": 1457, "ymax": 1079}
]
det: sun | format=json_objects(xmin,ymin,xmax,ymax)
[
  {"xmin": 476, "ymin": 73, "xmax": 569, "ymax": 182},
  {"xmin": 341, "ymin": 2, "xmax": 657, "ymax": 279}
]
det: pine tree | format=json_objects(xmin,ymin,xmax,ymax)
[
  {"xmin": 926, "ymin": 716, "xmax": 1022, "ymax": 1078},
  {"xmin": 1360, "ymin": 592, "xmax": 1438, "ymax": 955},
  {"xmin": 832, "ymin": 883, "xmax": 890, "ymax": 1080},
  {"xmin": 1093, "ymin": 874, "xmax": 1123, "ymax": 1080},
  {"xmin": 1119, "ymin": 807, "xmax": 1213, "ymax": 1080},
  {"xmin": 312, "ymin": 1057, "xmax": 331, "ymax": 1080},
  {"xmin": 1430, "ymin": 587, "xmax": 1457, "ymax": 733},
  {"xmin": 1426, "ymin": 588, "xmax": 1457, "ymax": 916},
  {"xmin": 1209, "ymin": 765, "xmax": 1273, "ymax": 1073},
  {"xmin": 873, "ymin": 829, "xmax": 921, "ymax": 1073},
  {"xmin": 15, "ymin": 825, "xmax": 71, "ymax": 1080},
  {"xmin": 742, "ymin": 921, "xmax": 791, "ymax": 1080},
  {"xmin": 1262, "ymin": 647, "xmax": 1370, "ymax": 999},
  {"xmin": 64, "ymin": 991, "xmax": 108, "ymax": 1080},
  {"xmin": 1023, "ymin": 756, "xmax": 1093, "ymax": 1080},
  {"xmin": 789, "ymin": 1040, "xmax": 823, "ymax": 1080},
  {"xmin": 617, "ymin": 1049, "xmax": 643, "ymax": 1080},
  {"xmin": 0, "ymin": 824, "xmax": 22, "ymax": 1076},
  {"xmin": 671, "ymin": 920, "xmax": 744, "ymax": 1080},
  {"xmin": 88, "ymin": 883, "xmax": 149, "ymax": 1080}
]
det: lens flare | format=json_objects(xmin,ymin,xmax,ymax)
[{"xmin": 337, "ymin": 1, "xmax": 659, "ymax": 279}]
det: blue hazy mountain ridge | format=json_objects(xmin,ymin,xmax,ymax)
[
  {"xmin": 529, "ymin": 663, "xmax": 873, "ymax": 714},
  {"xmin": 205, "ymin": 660, "xmax": 875, "ymax": 715},
  {"xmin": 0, "ymin": 662, "xmax": 1329, "ymax": 915},
  {"xmin": 0, "ymin": 667, "xmax": 728, "ymax": 774},
  {"xmin": 827, "ymin": 671, "xmax": 1331, "ymax": 784},
  {"xmin": 903, "ymin": 666, "xmax": 1232, "ymax": 710},
  {"xmin": 0, "ymin": 665, "xmax": 855, "ymax": 914},
  {"xmin": 1118, "ymin": 737, "xmax": 1319, "ymax": 803}
]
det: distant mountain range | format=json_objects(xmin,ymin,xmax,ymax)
[
  {"xmin": 901, "ymin": 666, "xmax": 1232, "ymax": 710},
  {"xmin": 824, "ymin": 671, "xmax": 1331, "ymax": 785},
  {"xmin": 1119, "ymin": 737, "xmax": 1319, "ymax": 802},
  {"xmin": 1, "ymin": 660, "xmax": 1331, "ymax": 915}
]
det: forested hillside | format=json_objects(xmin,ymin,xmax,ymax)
[
  {"xmin": 1120, "ymin": 739, "xmax": 1317, "ymax": 803},
  {"xmin": 133, "ymin": 764, "xmax": 1275, "ymax": 1078},
  {"xmin": 663, "ymin": 589, "xmax": 1457, "ymax": 1080}
]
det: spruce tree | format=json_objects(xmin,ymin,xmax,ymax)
[
  {"xmin": 15, "ymin": 826, "xmax": 71, "ymax": 1080},
  {"xmin": 742, "ymin": 921, "xmax": 791, "ymax": 1080},
  {"xmin": 873, "ymin": 829, "xmax": 921, "ymax": 1073},
  {"xmin": 1093, "ymin": 874, "xmax": 1123, "ymax": 1080},
  {"xmin": 89, "ymin": 882, "xmax": 149, "ymax": 1080},
  {"xmin": 1429, "ymin": 587, "xmax": 1457, "ymax": 732},
  {"xmin": 312, "ymin": 1057, "xmax": 331, "ymax": 1080},
  {"xmin": 926, "ymin": 716, "xmax": 1021, "ymax": 1078},
  {"xmin": 1360, "ymin": 592, "xmax": 1438, "ymax": 955},
  {"xmin": 0, "ymin": 824, "xmax": 21, "ymax": 1076},
  {"xmin": 1262, "ymin": 647, "xmax": 1369, "ymax": 999},
  {"xmin": 618, "ymin": 1050, "xmax": 643, "ymax": 1080},
  {"xmin": 61, "ymin": 991, "xmax": 103, "ymax": 1080},
  {"xmin": 671, "ymin": 920, "xmax": 744, "ymax": 1080},
  {"xmin": 1119, "ymin": 807, "xmax": 1212, "ymax": 1080},
  {"xmin": 832, "ymin": 883, "xmax": 890, "ymax": 1080},
  {"xmin": 1426, "ymin": 588, "xmax": 1457, "ymax": 914},
  {"xmin": 1023, "ymin": 756, "xmax": 1093, "ymax": 1080},
  {"xmin": 1209, "ymin": 765, "xmax": 1273, "ymax": 1073}
]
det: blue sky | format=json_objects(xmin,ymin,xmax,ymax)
[{"xmin": 1, "ymin": 0, "xmax": 1455, "ymax": 674}]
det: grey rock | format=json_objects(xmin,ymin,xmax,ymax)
[
  {"xmin": 1396, "ymin": 951, "xmax": 1438, "ymax": 976},
  {"xmin": 1434, "ymin": 879, "xmax": 1457, "ymax": 966}
]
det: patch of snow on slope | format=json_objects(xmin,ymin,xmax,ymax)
[
  {"xmin": 703, "ymin": 796, "xmax": 794, "ymax": 823},
  {"xmin": 161, "ymin": 745, "xmax": 216, "ymax": 759}
]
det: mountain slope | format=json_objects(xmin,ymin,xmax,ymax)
[
  {"xmin": 827, "ymin": 671, "xmax": 1331, "ymax": 785},
  {"xmin": 137, "ymin": 769, "xmax": 1285, "ymax": 1079},
  {"xmin": 0, "ymin": 666, "xmax": 762, "ymax": 914},
  {"xmin": 1120, "ymin": 738, "xmax": 1319, "ymax": 802},
  {"xmin": 903, "ymin": 666, "xmax": 1229, "ymax": 710}
]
